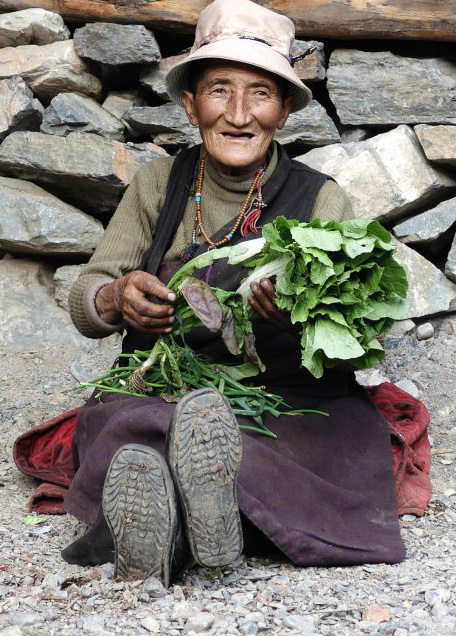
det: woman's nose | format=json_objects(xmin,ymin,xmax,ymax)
[{"xmin": 224, "ymin": 92, "xmax": 253, "ymax": 127}]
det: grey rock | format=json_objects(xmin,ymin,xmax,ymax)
[
  {"xmin": 41, "ymin": 92, "xmax": 126, "ymax": 140},
  {"xmin": 415, "ymin": 124, "xmax": 456, "ymax": 168},
  {"xmin": 0, "ymin": 8, "xmax": 69, "ymax": 48},
  {"xmin": 393, "ymin": 239, "xmax": 456, "ymax": 318},
  {"xmin": 416, "ymin": 322, "xmax": 435, "ymax": 341},
  {"xmin": 274, "ymin": 100, "xmax": 340, "ymax": 154},
  {"xmin": 140, "ymin": 616, "xmax": 161, "ymax": 633},
  {"xmin": 327, "ymin": 49, "xmax": 456, "ymax": 126},
  {"xmin": 0, "ymin": 131, "xmax": 167, "ymax": 216},
  {"xmin": 185, "ymin": 612, "xmax": 215, "ymax": 633},
  {"xmin": 9, "ymin": 611, "xmax": 44, "ymax": 626},
  {"xmin": 239, "ymin": 621, "xmax": 259, "ymax": 635},
  {"xmin": 0, "ymin": 176, "xmax": 103, "ymax": 256},
  {"xmin": 54, "ymin": 265, "xmax": 85, "ymax": 311},
  {"xmin": 425, "ymin": 587, "xmax": 452, "ymax": 606},
  {"xmin": 102, "ymin": 89, "xmax": 149, "ymax": 121},
  {"xmin": 393, "ymin": 197, "xmax": 456, "ymax": 247},
  {"xmin": 282, "ymin": 613, "xmax": 316, "ymax": 634},
  {"xmin": 125, "ymin": 102, "xmax": 202, "ymax": 148},
  {"xmin": 446, "ymin": 233, "xmax": 456, "ymax": 283},
  {"xmin": 141, "ymin": 576, "xmax": 167, "ymax": 598},
  {"xmin": 298, "ymin": 125, "xmax": 456, "ymax": 222},
  {"xmin": 291, "ymin": 39, "xmax": 326, "ymax": 83},
  {"xmin": 74, "ymin": 22, "xmax": 161, "ymax": 66},
  {"xmin": 0, "ymin": 259, "xmax": 100, "ymax": 348},
  {"xmin": 0, "ymin": 75, "xmax": 43, "ymax": 142},
  {"xmin": 0, "ymin": 40, "xmax": 102, "ymax": 103},
  {"xmin": 140, "ymin": 52, "xmax": 187, "ymax": 100},
  {"xmin": 340, "ymin": 127, "xmax": 370, "ymax": 143},
  {"xmin": 388, "ymin": 319, "xmax": 416, "ymax": 337}
]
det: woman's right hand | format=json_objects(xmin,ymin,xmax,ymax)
[{"xmin": 95, "ymin": 271, "xmax": 177, "ymax": 333}]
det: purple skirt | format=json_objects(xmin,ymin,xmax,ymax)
[{"xmin": 63, "ymin": 371, "xmax": 405, "ymax": 567}]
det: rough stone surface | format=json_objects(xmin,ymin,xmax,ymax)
[
  {"xmin": 41, "ymin": 92, "xmax": 126, "ymax": 140},
  {"xmin": 291, "ymin": 39, "xmax": 326, "ymax": 83},
  {"xmin": 0, "ymin": 39, "xmax": 102, "ymax": 103},
  {"xmin": 327, "ymin": 49, "xmax": 456, "ymax": 126},
  {"xmin": 393, "ymin": 197, "xmax": 456, "ymax": 247},
  {"xmin": 445, "ymin": 233, "xmax": 456, "ymax": 283},
  {"xmin": 298, "ymin": 125, "xmax": 456, "ymax": 222},
  {"xmin": 102, "ymin": 89, "xmax": 149, "ymax": 121},
  {"xmin": 0, "ymin": 131, "xmax": 168, "ymax": 215},
  {"xmin": 53, "ymin": 264, "xmax": 85, "ymax": 312},
  {"xmin": 393, "ymin": 239, "xmax": 456, "ymax": 318},
  {"xmin": 0, "ymin": 8, "xmax": 70, "ymax": 48},
  {"xmin": 416, "ymin": 322, "xmax": 435, "ymax": 341},
  {"xmin": 125, "ymin": 102, "xmax": 202, "ymax": 148},
  {"xmin": 0, "ymin": 259, "xmax": 99, "ymax": 347},
  {"xmin": 140, "ymin": 52, "xmax": 187, "ymax": 100},
  {"xmin": 0, "ymin": 176, "xmax": 104, "ymax": 256},
  {"xmin": 415, "ymin": 124, "xmax": 456, "ymax": 168},
  {"xmin": 73, "ymin": 22, "xmax": 161, "ymax": 65},
  {"xmin": 0, "ymin": 75, "xmax": 43, "ymax": 142},
  {"xmin": 274, "ymin": 100, "xmax": 340, "ymax": 154}
]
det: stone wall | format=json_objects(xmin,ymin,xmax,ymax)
[{"xmin": 0, "ymin": 8, "xmax": 455, "ymax": 347}]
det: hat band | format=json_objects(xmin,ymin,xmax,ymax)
[{"xmin": 196, "ymin": 34, "xmax": 275, "ymax": 51}]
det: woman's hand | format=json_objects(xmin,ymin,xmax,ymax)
[
  {"xmin": 95, "ymin": 271, "xmax": 177, "ymax": 333},
  {"xmin": 248, "ymin": 278, "xmax": 300, "ymax": 339}
]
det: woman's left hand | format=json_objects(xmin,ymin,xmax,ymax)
[{"xmin": 248, "ymin": 278, "xmax": 300, "ymax": 339}]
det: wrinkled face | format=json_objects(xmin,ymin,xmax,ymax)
[{"xmin": 181, "ymin": 61, "xmax": 293, "ymax": 176}]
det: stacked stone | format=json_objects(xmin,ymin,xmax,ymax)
[{"xmin": 0, "ymin": 8, "xmax": 455, "ymax": 347}]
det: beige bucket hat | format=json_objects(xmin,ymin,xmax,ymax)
[{"xmin": 166, "ymin": 0, "xmax": 312, "ymax": 113}]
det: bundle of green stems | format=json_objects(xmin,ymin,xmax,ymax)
[{"xmin": 80, "ymin": 328, "xmax": 327, "ymax": 439}]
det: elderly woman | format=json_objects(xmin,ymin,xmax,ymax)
[{"xmin": 62, "ymin": 0, "xmax": 405, "ymax": 586}]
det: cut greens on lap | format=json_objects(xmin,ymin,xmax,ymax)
[{"xmin": 80, "ymin": 218, "xmax": 408, "ymax": 425}]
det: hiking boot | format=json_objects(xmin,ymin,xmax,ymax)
[
  {"xmin": 167, "ymin": 388, "xmax": 243, "ymax": 567},
  {"xmin": 102, "ymin": 444, "xmax": 184, "ymax": 587}
]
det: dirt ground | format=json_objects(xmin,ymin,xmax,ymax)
[{"xmin": 1, "ymin": 320, "xmax": 455, "ymax": 634}]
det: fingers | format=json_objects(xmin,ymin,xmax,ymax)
[
  {"xmin": 248, "ymin": 278, "xmax": 279, "ymax": 320},
  {"xmin": 248, "ymin": 278, "xmax": 299, "ymax": 337},
  {"xmin": 116, "ymin": 271, "xmax": 177, "ymax": 333}
]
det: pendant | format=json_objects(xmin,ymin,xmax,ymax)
[{"xmin": 180, "ymin": 241, "xmax": 200, "ymax": 262}]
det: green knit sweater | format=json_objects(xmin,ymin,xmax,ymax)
[{"xmin": 69, "ymin": 144, "xmax": 353, "ymax": 338}]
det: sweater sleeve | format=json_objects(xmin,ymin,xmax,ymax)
[
  {"xmin": 310, "ymin": 179, "xmax": 354, "ymax": 222},
  {"xmin": 69, "ymin": 157, "xmax": 174, "ymax": 338}
]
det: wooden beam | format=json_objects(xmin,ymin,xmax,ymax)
[{"xmin": 0, "ymin": 0, "xmax": 455, "ymax": 42}]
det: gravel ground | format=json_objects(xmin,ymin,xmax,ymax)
[{"xmin": 1, "ymin": 319, "xmax": 455, "ymax": 636}]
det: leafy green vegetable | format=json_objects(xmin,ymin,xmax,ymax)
[
  {"xmin": 236, "ymin": 217, "xmax": 408, "ymax": 378},
  {"xmin": 81, "ymin": 217, "xmax": 408, "ymax": 431}
]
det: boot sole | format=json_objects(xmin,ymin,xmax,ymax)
[
  {"xmin": 167, "ymin": 388, "xmax": 243, "ymax": 567},
  {"xmin": 102, "ymin": 444, "xmax": 177, "ymax": 586}
]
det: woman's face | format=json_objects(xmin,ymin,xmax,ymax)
[{"xmin": 181, "ymin": 61, "xmax": 293, "ymax": 176}]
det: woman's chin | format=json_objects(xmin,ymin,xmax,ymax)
[{"xmin": 209, "ymin": 151, "xmax": 266, "ymax": 176}]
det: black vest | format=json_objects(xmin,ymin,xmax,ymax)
[{"xmin": 121, "ymin": 144, "xmax": 332, "ymax": 359}]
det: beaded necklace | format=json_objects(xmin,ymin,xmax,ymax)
[{"xmin": 180, "ymin": 151, "xmax": 267, "ymax": 262}]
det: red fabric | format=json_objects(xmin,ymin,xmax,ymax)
[
  {"xmin": 28, "ymin": 482, "xmax": 69, "ymax": 515},
  {"xmin": 13, "ymin": 407, "xmax": 78, "ymax": 488},
  {"xmin": 365, "ymin": 382, "xmax": 432, "ymax": 517},
  {"xmin": 13, "ymin": 384, "xmax": 432, "ymax": 516}
]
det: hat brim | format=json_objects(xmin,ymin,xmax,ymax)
[{"xmin": 165, "ymin": 38, "xmax": 312, "ymax": 113}]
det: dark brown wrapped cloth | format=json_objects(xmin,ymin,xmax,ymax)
[{"xmin": 61, "ymin": 370, "xmax": 407, "ymax": 567}]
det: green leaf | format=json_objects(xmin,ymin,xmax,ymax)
[{"xmin": 22, "ymin": 513, "xmax": 47, "ymax": 526}]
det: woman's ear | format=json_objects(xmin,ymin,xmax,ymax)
[
  {"xmin": 181, "ymin": 90, "xmax": 199, "ymax": 127},
  {"xmin": 276, "ymin": 95, "xmax": 294, "ymax": 131}
]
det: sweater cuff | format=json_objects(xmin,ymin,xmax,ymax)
[{"xmin": 82, "ymin": 278, "xmax": 125, "ymax": 336}]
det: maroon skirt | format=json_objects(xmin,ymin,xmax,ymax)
[{"xmin": 63, "ymin": 369, "xmax": 405, "ymax": 567}]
